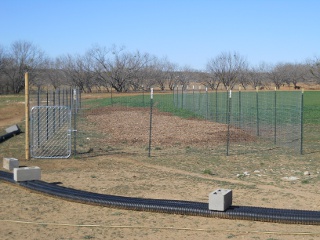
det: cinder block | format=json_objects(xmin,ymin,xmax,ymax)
[
  {"xmin": 3, "ymin": 157, "xmax": 19, "ymax": 171},
  {"xmin": 13, "ymin": 167, "xmax": 41, "ymax": 182},
  {"xmin": 5, "ymin": 125, "xmax": 20, "ymax": 133},
  {"xmin": 208, "ymin": 189, "xmax": 232, "ymax": 211}
]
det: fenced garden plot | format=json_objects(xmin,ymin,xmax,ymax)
[
  {"xmin": 28, "ymin": 88, "xmax": 320, "ymax": 158},
  {"xmin": 174, "ymin": 88, "xmax": 303, "ymax": 155},
  {"xmin": 74, "ymin": 90, "xmax": 309, "ymax": 158}
]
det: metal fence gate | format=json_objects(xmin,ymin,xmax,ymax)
[{"xmin": 30, "ymin": 106, "xmax": 72, "ymax": 158}]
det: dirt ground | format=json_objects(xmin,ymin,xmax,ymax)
[
  {"xmin": 1, "ymin": 98, "xmax": 320, "ymax": 240},
  {"xmin": 85, "ymin": 106, "xmax": 255, "ymax": 148},
  {"xmin": 0, "ymin": 102, "xmax": 24, "ymax": 128}
]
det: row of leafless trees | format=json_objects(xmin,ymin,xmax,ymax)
[
  {"xmin": 1, "ymin": 40, "xmax": 320, "ymax": 94},
  {"xmin": 205, "ymin": 53, "xmax": 320, "ymax": 91}
]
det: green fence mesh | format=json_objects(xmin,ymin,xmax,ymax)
[
  {"xmin": 302, "ymin": 91, "xmax": 320, "ymax": 154},
  {"xmin": 29, "ymin": 88, "xmax": 319, "ymax": 158},
  {"xmin": 174, "ymin": 87, "xmax": 303, "ymax": 155}
]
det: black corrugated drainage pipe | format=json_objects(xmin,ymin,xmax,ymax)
[
  {"xmin": 1, "ymin": 170, "xmax": 320, "ymax": 225},
  {"xmin": 0, "ymin": 125, "xmax": 22, "ymax": 143}
]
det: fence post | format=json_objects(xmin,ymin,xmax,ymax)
[
  {"xmin": 198, "ymin": 86, "xmax": 201, "ymax": 115},
  {"xmin": 226, "ymin": 90, "xmax": 232, "ymax": 156},
  {"xmin": 185, "ymin": 85, "xmax": 189, "ymax": 111},
  {"xmin": 72, "ymin": 88, "xmax": 77, "ymax": 156},
  {"xmin": 225, "ymin": 89, "xmax": 229, "ymax": 124},
  {"xmin": 173, "ymin": 85, "xmax": 176, "ymax": 106},
  {"xmin": 176, "ymin": 86, "xmax": 179, "ymax": 108},
  {"xmin": 181, "ymin": 85, "xmax": 184, "ymax": 109},
  {"xmin": 274, "ymin": 87, "xmax": 277, "ymax": 144},
  {"xmin": 215, "ymin": 89, "xmax": 218, "ymax": 122},
  {"xmin": 62, "ymin": 88, "xmax": 65, "ymax": 106},
  {"xmin": 238, "ymin": 86, "xmax": 242, "ymax": 128},
  {"xmin": 192, "ymin": 85, "xmax": 195, "ymax": 112},
  {"xmin": 148, "ymin": 88, "xmax": 154, "ymax": 157},
  {"xmin": 37, "ymin": 86, "xmax": 40, "ymax": 147},
  {"xmin": 300, "ymin": 89, "xmax": 304, "ymax": 154},
  {"xmin": 142, "ymin": 85, "xmax": 145, "ymax": 106},
  {"xmin": 79, "ymin": 88, "xmax": 82, "ymax": 109},
  {"xmin": 37, "ymin": 86, "xmax": 40, "ymax": 106},
  {"xmin": 206, "ymin": 87, "xmax": 208, "ymax": 120},
  {"xmin": 25, "ymin": 72, "xmax": 30, "ymax": 160},
  {"xmin": 110, "ymin": 87, "xmax": 113, "ymax": 106},
  {"xmin": 69, "ymin": 88, "xmax": 72, "ymax": 108},
  {"xmin": 65, "ymin": 89, "xmax": 68, "ymax": 108},
  {"xmin": 46, "ymin": 88, "xmax": 49, "ymax": 140},
  {"xmin": 53, "ymin": 90, "xmax": 56, "ymax": 133},
  {"xmin": 256, "ymin": 87, "xmax": 260, "ymax": 136}
]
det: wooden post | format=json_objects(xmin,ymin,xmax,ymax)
[{"xmin": 25, "ymin": 72, "xmax": 30, "ymax": 160}]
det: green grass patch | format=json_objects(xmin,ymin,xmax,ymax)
[
  {"xmin": 83, "ymin": 91, "xmax": 320, "ymax": 125},
  {"xmin": 83, "ymin": 93, "xmax": 200, "ymax": 119}
]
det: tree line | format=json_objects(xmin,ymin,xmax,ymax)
[{"xmin": 1, "ymin": 40, "xmax": 320, "ymax": 94}]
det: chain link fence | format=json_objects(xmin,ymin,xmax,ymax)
[
  {"xmin": 301, "ymin": 91, "xmax": 320, "ymax": 154},
  {"xmin": 174, "ymin": 87, "xmax": 303, "ymax": 155},
  {"xmin": 30, "ymin": 106, "xmax": 71, "ymax": 158},
  {"xmin": 29, "ymin": 87, "xmax": 80, "ymax": 158},
  {"xmin": 29, "ymin": 87, "xmax": 319, "ymax": 158}
]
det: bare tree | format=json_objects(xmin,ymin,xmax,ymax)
[
  {"xmin": 248, "ymin": 62, "xmax": 270, "ymax": 90},
  {"xmin": 267, "ymin": 63, "xmax": 289, "ymax": 90},
  {"xmin": 206, "ymin": 52, "xmax": 248, "ymax": 90},
  {"xmin": 152, "ymin": 58, "xmax": 180, "ymax": 91},
  {"xmin": 176, "ymin": 67, "xmax": 193, "ymax": 90},
  {"xmin": 266, "ymin": 62, "xmax": 308, "ymax": 90},
  {"xmin": 153, "ymin": 58, "xmax": 167, "ymax": 91},
  {"xmin": 128, "ymin": 53, "xmax": 156, "ymax": 91},
  {"xmin": 280, "ymin": 63, "xmax": 308, "ymax": 89},
  {"xmin": 87, "ymin": 45, "xmax": 112, "ymax": 91},
  {"xmin": 145, "ymin": 57, "xmax": 176, "ymax": 91},
  {"xmin": 166, "ymin": 65, "xmax": 179, "ymax": 91},
  {"xmin": 59, "ymin": 52, "xmax": 96, "ymax": 93},
  {"xmin": 135, "ymin": 60, "xmax": 159, "ymax": 91},
  {"xmin": 237, "ymin": 69, "xmax": 250, "ymax": 90},
  {"xmin": 109, "ymin": 50, "xmax": 141, "ymax": 92},
  {"xmin": 1, "ymin": 40, "xmax": 46, "ymax": 93},
  {"xmin": 310, "ymin": 57, "xmax": 320, "ymax": 83},
  {"xmin": 42, "ymin": 57, "xmax": 68, "ymax": 89},
  {"xmin": 90, "ymin": 45, "xmax": 154, "ymax": 92},
  {"xmin": 248, "ymin": 70, "xmax": 262, "ymax": 90},
  {"xmin": 0, "ymin": 45, "xmax": 8, "ymax": 94},
  {"xmin": 202, "ymin": 72, "xmax": 220, "ymax": 90},
  {"xmin": 0, "ymin": 45, "xmax": 4, "ymax": 73}
]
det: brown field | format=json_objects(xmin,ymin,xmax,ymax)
[{"xmin": 1, "ymin": 94, "xmax": 320, "ymax": 240}]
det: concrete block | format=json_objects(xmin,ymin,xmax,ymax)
[
  {"xmin": 209, "ymin": 189, "xmax": 232, "ymax": 211},
  {"xmin": 14, "ymin": 167, "xmax": 41, "ymax": 182},
  {"xmin": 3, "ymin": 157, "xmax": 19, "ymax": 171},
  {"xmin": 5, "ymin": 125, "xmax": 21, "ymax": 133}
]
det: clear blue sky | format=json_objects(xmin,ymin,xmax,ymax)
[{"xmin": 1, "ymin": 0, "xmax": 319, "ymax": 70}]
